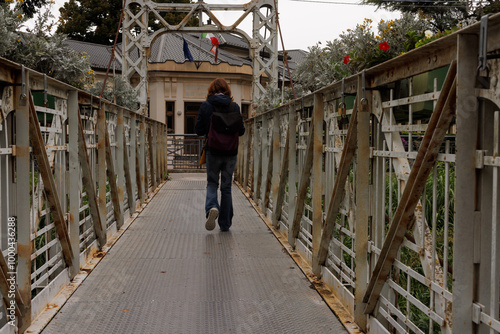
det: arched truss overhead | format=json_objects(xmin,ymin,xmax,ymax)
[{"xmin": 123, "ymin": 0, "xmax": 278, "ymax": 114}]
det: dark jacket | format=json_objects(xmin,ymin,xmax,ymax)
[{"xmin": 195, "ymin": 94, "xmax": 245, "ymax": 155}]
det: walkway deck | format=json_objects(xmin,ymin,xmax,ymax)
[{"xmin": 41, "ymin": 173, "xmax": 347, "ymax": 334}]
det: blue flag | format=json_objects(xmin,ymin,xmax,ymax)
[{"xmin": 183, "ymin": 38, "xmax": 193, "ymax": 62}]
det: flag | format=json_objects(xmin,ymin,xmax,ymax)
[
  {"xmin": 202, "ymin": 33, "xmax": 219, "ymax": 62},
  {"xmin": 202, "ymin": 33, "xmax": 219, "ymax": 47},
  {"xmin": 183, "ymin": 38, "xmax": 193, "ymax": 62}
]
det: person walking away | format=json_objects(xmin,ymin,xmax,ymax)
[{"xmin": 195, "ymin": 78, "xmax": 245, "ymax": 231}]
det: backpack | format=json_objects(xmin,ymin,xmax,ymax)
[
  {"xmin": 207, "ymin": 102, "xmax": 242, "ymax": 154},
  {"xmin": 211, "ymin": 102, "xmax": 242, "ymax": 134}
]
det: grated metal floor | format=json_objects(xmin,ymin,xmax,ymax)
[{"xmin": 42, "ymin": 173, "xmax": 347, "ymax": 334}]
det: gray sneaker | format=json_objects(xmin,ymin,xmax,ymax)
[{"xmin": 205, "ymin": 208, "xmax": 219, "ymax": 231}]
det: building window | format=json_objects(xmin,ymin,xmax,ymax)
[
  {"xmin": 166, "ymin": 101, "xmax": 175, "ymax": 133},
  {"xmin": 241, "ymin": 104, "xmax": 249, "ymax": 119},
  {"xmin": 184, "ymin": 102, "xmax": 202, "ymax": 134}
]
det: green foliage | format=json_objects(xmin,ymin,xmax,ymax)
[
  {"xmin": 0, "ymin": 3, "xmax": 23, "ymax": 56},
  {"xmin": 289, "ymin": 14, "xmax": 428, "ymax": 97},
  {"xmin": 414, "ymin": 26, "xmax": 461, "ymax": 48},
  {"xmin": 88, "ymin": 76, "xmax": 139, "ymax": 110},
  {"xmin": 361, "ymin": 0, "xmax": 469, "ymax": 32},
  {"xmin": 57, "ymin": 0, "xmax": 199, "ymax": 44},
  {"xmin": 0, "ymin": 2, "xmax": 95, "ymax": 89},
  {"xmin": 254, "ymin": 84, "xmax": 301, "ymax": 114}
]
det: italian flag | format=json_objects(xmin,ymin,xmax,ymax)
[{"xmin": 202, "ymin": 33, "xmax": 219, "ymax": 62}]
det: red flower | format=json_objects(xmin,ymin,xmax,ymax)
[
  {"xmin": 343, "ymin": 55, "xmax": 350, "ymax": 64},
  {"xmin": 378, "ymin": 41, "xmax": 390, "ymax": 51}
]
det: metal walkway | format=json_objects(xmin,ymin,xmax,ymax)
[{"xmin": 41, "ymin": 174, "xmax": 347, "ymax": 334}]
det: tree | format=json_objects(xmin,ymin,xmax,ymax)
[
  {"xmin": 0, "ymin": 0, "xmax": 47, "ymax": 18},
  {"xmin": 361, "ymin": 0, "xmax": 470, "ymax": 31},
  {"xmin": 57, "ymin": 0, "xmax": 199, "ymax": 45}
]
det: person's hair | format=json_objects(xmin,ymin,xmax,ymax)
[{"xmin": 206, "ymin": 78, "xmax": 233, "ymax": 100}]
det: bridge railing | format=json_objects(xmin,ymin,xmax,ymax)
[
  {"xmin": 236, "ymin": 13, "xmax": 500, "ymax": 333},
  {"xmin": 0, "ymin": 57, "xmax": 167, "ymax": 332},
  {"xmin": 167, "ymin": 134, "xmax": 205, "ymax": 171}
]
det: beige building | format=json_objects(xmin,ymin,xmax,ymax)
[{"xmin": 67, "ymin": 33, "xmax": 307, "ymax": 134}]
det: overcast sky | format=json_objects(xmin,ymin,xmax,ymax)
[{"xmin": 51, "ymin": 0, "xmax": 401, "ymax": 51}]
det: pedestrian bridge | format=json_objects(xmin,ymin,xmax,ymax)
[{"xmin": 1, "ymin": 13, "xmax": 500, "ymax": 334}]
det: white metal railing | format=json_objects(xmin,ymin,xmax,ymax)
[
  {"xmin": 0, "ymin": 57, "xmax": 167, "ymax": 333},
  {"xmin": 235, "ymin": 13, "xmax": 500, "ymax": 334}
]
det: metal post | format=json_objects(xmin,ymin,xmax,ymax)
[
  {"xmin": 97, "ymin": 102, "xmax": 107, "ymax": 232},
  {"xmin": 312, "ymin": 93, "xmax": 324, "ymax": 268},
  {"xmin": 253, "ymin": 118, "xmax": 262, "ymax": 202},
  {"xmin": 452, "ymin": 33, "xmax": 478, "ymax": 333},
  {"xmin": 260, "ymin": 114, "xmax": 269, "ymax": 210},
  {"xmin": 287, "ymin": 104, "xmax": 297, "ymax": 239},
  {"xmin": 355, "ymin": 82, "xmax": 370, "ymax": 331},
  {"xmin": 116, "ymin": 109, "xmax": 126, "ymax": 215},
  {"xmin": 243, "ymin": 122, "xmax": 251, "ymax": 192},
  {"xmin": 68, "ymin": 90, "xmax": 81, "ymax": 278},
  {"xmin": 271, "ymin": 109, "xmax": 281, "ymax": 225},
  {"xmin": 15, "ymin": 68, "xmax": 31, "ymax": 332},
  {"xmin": 139, "ymin": 117, "xmax": 146, "ymax": 200},
  {"xmin": 129, "ymin": 113, "xmax": 138, "ymax": 211}
]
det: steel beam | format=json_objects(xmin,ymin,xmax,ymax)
[
  {"xmin": 129, "ymin": 113, "xmax": 138, "ymax": 210},
  {"xmin": 97, "ymin": 103, "xmax": 107, "ymax": 230},
  {"xmin": 116, "ymin": 109, "xmax": 126, "ymax": 215},
  {"xmin": 354, "ymin": 82, "xmax": 370, "ymax": 331},
  {"xmin": 14, "ymin": 71, "xmax": 31, "ymax": 332},
  {"xmin": 287, "ymin": 103, "xmax": 298, "ymax": 242},
  {"xmin": 68, "ymin": 90, "xmax": 81, "ymax": 278},
  {"xmin": 453, "ymin": 33, "xmax": 479, "ymax": 332},
  {"xmin": 148, "ymin": 125, "xmax": 156, "ymax": 189},
  {"xmin": 311, "ymin": 93, "xmax": 324, "ymax": 272}
]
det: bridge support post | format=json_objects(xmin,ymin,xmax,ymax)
[
  {"xmin": 453, "ymin": 33, "xmax": 478, "ymax": 333},
  {"xmin": 287, "ymin": 103, "xmax": 298, "ymax": 239},
  {"xmin": 97, "ymin": 103, "xmax": 108, "ymax": 240},
  {"xmin": 311, "ymin": 93, "xmax": 324, "ymax": 268},
  {"xmin": 253, "ymin": 118, "xmax": 262, "ymax": 203},
  {"xmin": 68, "ymin": 90, "xmax": 81, "ymax": 278},
  {"xmin": 243, "ymin": 120, "xmax": 253, "ymax": 193},
  {"xmin": 116, "ymin": 109, "xmax": 126, "ymax": 215},
  {"xmin": 15, "ymin": 67, "xmax": 32, "ymax": 333},
  {"xmin": 261, "ymin": 115, "xmax": 270, "ymax": 211},
  {"xmin": 129, "ymin": 113, "xmax": 138, "ymax": 211},
  {"xmin": 139, "ymin": 117, "xmax": 146, "ymax": 201},
  {"xmin": 354, "ymin": 77, "xmax": 370, "ymax": 331}
]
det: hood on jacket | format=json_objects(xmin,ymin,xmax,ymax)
[{"xmin": 207, "ymin": 94, "xmax": 232, "ymax": 110}]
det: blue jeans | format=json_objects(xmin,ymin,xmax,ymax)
[{"xmin": 205, "ymin": 151, "xmax": 237, "ymax": 230}]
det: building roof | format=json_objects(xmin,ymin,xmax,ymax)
[
  {"xmin": 64, "ymin": 39, "xmax": 121, "ymax": 71},
  {"xmin": 149, "ymin": 33, "xmax": 252, "ymax": 66},
  {"xmin": 65, "ymin": 34, "xmax": 308, "ymax": 81}
]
